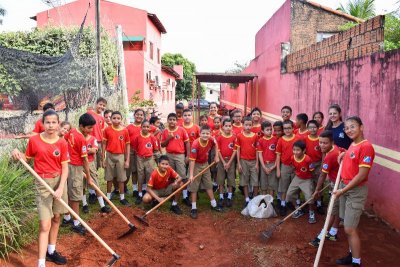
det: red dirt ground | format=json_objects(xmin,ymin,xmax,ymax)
[{"xmin": 1, "ymin": 207, "xmax": 399, "ymax": 267}]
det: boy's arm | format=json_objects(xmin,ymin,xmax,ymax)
[
  {"xmin": 185, "ymin": 141, "xmax": 190, "ymax": 163},
  {"xmin": 188, "ymin": 160, "xmax": 195, "ymax": 182},
  {"xmin": 82, "ymin": 157, "xmax": 92, "ymax": 185},
  {"xmin": 313, "ymin": 172, "xmax": 327, "ymax": 199},
  {"xmin": 147, "ymin": 187, "xmax": 163, "ymax": 203},
  {"xmin": 11, "ymin": 149, "xmax": 28, "ymax": 162},
  {"xmin": 236, "ymin": 146, "xmax": 242, "ymax": 172},
  {"xmin": 102, "ymin": 140, "xmax": 107, "ymax": 168},
  {"xmin": 54, "ymin": 162, "xmax": 69, "ymax": 199},
  {"xmin": 255, "ymin": 150, "xmax": 259, "ymax": 170},
  {"xmin": 258, "ymin": 151, "xmax": 267, "ymax": 170},
  {"xmin": 213, "ymin": 144, "xmax": 219, "ymax": 163},
  {"xmin": 161, "ymin": 131, "xmax": 173, "ymax": 147},
  {"xmin": 218, "ymin": 150, "xmax": 227, "ymax": 166},
  {"xmin": 124, "ymin": 143, "xmax": 130, "ymax": 168},
  {"xmin": 276, "ymin": 153, "xmax": 281, "ymax": 177},
  {"xmin": 227, "ymin": 150, "xmax": 236, "ymax": 167}
]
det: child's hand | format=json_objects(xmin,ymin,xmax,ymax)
[
  {"xmin": 86, "ymin": 175, "xmax": 93, "ymax": 186},
  {"xmin": 262, "ymin": 166, "xmax": 268, "ymax": 173},
  {"xmin": 168, "ymin": 132, "xmax": 174, "ymax": 139},
  {"xmin": 157, "ymin": 197, "xmax": 165, "ymax": 203},
  {"xmin": 312, "ymin": 190, "xmax": 320, "ymax": 200},
  {"xmin": 276, "ymin": 169, "xmax": 281, "ymax": 178},
  {"xmin": 189, "ymin": 175, "xmax": 195, "ymax": 183},
  {"xmin": 214, "ymin": 157, "xmax": 219, "ymax": 164},
  {"xmin": 185, "ymin": 156, "xmax": 189, "ymax": 164},
  {"xmin": 124, "ymin": 160, "xmax": 129, "ymax": 169},
  {"xmin": 237, "ymin": 164, "xmax": 242, "ymax": 173},
  {"xmin": 338, "ymin": 152, "xmax": 345, "ymax": 163},
  {"xmin": 53, "ymin": 186, "xmax": 64, "ymax": 200},
  {"xmin": 255, "ymin": 164, "xmax": 259, "ymax": 172},
  {"xmin": 11, "ymin": 149, "xmax": 23, "ymax": 160},
  {"xmin": 224, "ymin": 162, "xmax": 230, "ymax": 170}
]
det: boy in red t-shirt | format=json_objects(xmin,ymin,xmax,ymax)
[
  {"xmin": 273, "ymin": 121, "xmax": 283, "ymax": 138},
  {"xmin": 87, "ymin": 97, "xmax": 107, "ymax": 170},
  {"xmin": 103, "ymin": 111, "xmax": 130, "ymax": 206},
  {"xmin": 143, "ymin": 155, "xmax": 184, "ymax": 215},
  {"xmin": 236, "ymin": 116, "xmax": 259, "ymax": 207},
  {"xmin": 12, "ymin": 110, "xmax": 69, "ymax": 266},
  {"xmin": 161, "ymin": 113, "xmax": 190, "ymax": 189},
  {"xmin": 294, "ymin": 113, "xmax": 309, "ymax": 141},
  {"xmin": 199, "ymin": 115, "xmax": 208, "ymax": 127},
  {"xmin": 286, "ymin": 140, "xmax": 317, "ymax": 224},
  {"xmin": 210, "ymin": 116, "xmax": 222, "ymax": 191},
  {"xmin": 132, "ymin": 120, "xmax": 159, "ymax": 204},
  {"xmin": 104, "ymin": 109, "xmax": 113, "ymax": 127},
  {"xmin": 258, "ymin": 121, "xmax": 278, "ymax": 196},
  {"xmin": 188, "ymin": 125, "xmax": 222, "ymax": 219},
  {"xmin": 149, "ymin": 116, "xmax": 162, "ymax": 162},
  {"xmin": 231, "ymin": 109, "xmax": 243, "ymax": 135},
  {"xmin": 175, "ymin": 103, "xmax": 184, "ymax": 127},
  {"xmin": 216, "ymin": 118, "xmax": 237, "ymax": 207},
  {"xmin": 63, "ymin": 113, "xmax": 96, "ymax": 235}
]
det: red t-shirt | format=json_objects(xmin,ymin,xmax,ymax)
[
  {"xmin": 341, "ymin": 140, "xmax": 375, "ymax": 186},
  {"xmin": 189, "ymin": 138, "xmax": 214, "ymax": 164},
  {"xmin": 177, "ymin": 117, "xmax": 184, "ymax": 127},
  {"xmin": 232, "ymin": 124, "xmax": 243, "ymax": 135},
  {"xmin": 251, "ymin": 124, "xmax": 262, "ymax": 138},
  {"xmin": 33, "ymin": 119, "xmax": 45, "ymax": 134},
  {"xmin": 127, "ymin": 123, "xmax": 142, "ymax": 151},
  {"xmin": 103, "ymin": 126, "xmax": 130, "ymax": 154},
  {"xmin": 212, "ymin": 129, "xmax": 221, "ymax": 137},
  {"xmin": 182, "ymin": 123, "xmax": 200, "ymax": 147},
  {"xmin": 26, "ymin": 134, "xmax": 70, "ymax": 177},
  {"xmin": 216, "ymin": 133, "xmax": 236, "ymax": 159},
  {"xmin": 305, "ymin": 135, "xmax": 322, "ymax": 163},
  {"xmin": 276, "ymin": 135, "xmax": 299, "ymax": 165},
  {"xmin": 161, "ymin": 127, "xmax": 189, "ymax": 154},
  {"xmin": 86, "ymin": 135, "xmax": 98, "ymax": 163},
  {"xmin": 87, "ymin": 110, "xmax": 105, "ymax": 141},
  {"xmin": 257, "ymin": 136, "xmax": 278, "ymax": 163},
  {"xmin": 294, "ymin": 128, "xmax": 309, "ymax": 141},
  {"xmin": 149, "ymin": 125, "xmax": 161, "ymax": 150},
  {"xmin": 236, "ymin": 132, "xmax": 258, "ymax": 160},
  {"xmin": 207, "ymin": 115, "xmax": 219, "ymax": 130},
  {"xmin": 64, "ymin": 128, "xmax": 88, "ymax": 166},
  {"xmin": 317, "ymin": 126, "xmax": 325, "ymax": 136},
  {"xmin": 148, "ymin": 166, "xmax": 179, "ymax": 190},
  {"xmin": 132, "ymin": 133, "xmax": 158, "ymax": 157},
  {"xmin": 322, "ymin": 145, "xmax": 345, "ymax": 182},
  {"xmin": 292, "ymin": 154, "xmax": 314, "ymax": 179}
]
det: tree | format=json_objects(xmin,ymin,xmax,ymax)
[
  {"xmin": 384, "ymin": 12, "xmax": 400, "ymax": 51},
  {"xmin": 337, "ymin": 0, "xmax": 376, "ymax": 20},
  {"xmin": 161, "ymin": 53, "xmax": 197, "ymax": 101},
  {"xmin": 225, "ymin": 61, "xmax": 248, "ymax": 89},
  {"xmin": 0, "ymin": 6, "xmax": 6, "ymax": 25}
]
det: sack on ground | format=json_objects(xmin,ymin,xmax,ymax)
[{"xmin": 241, "ymin": 194, "xmax": 277, "ymax": 219}]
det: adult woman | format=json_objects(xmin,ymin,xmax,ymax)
[
  {"xmin": 325, "ymin": 104, "xmax": 352, "ymax": 149},
  {"xmin": 207, "ymin": 102, "xmax": 220, "ymax": 130}
]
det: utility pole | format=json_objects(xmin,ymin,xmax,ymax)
[
  {"xmin": 96, "ymin": 0, "xmax": 102, "ymax": 97},
  {"xmin": 116, "ymin": 25, "xmax": 129, "ymax": 123}
]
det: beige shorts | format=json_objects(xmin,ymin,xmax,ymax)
[
  {"xmin": 67, "ymin": 165, "xmax": 84, "ymax": 202},
  {"xmin": 278, "ymin": 163, "xmax": 294, "ymax": 193},
  {"xmin": 95, "ymin": 146, "xmax": 102, "ymax": 170},
  {"xmin": 35, "ymin": 176, "xmax": 68, "ymax": 220},
  {"xmin": 126, "ymin": 150, "xmax": 137, "ymax": 178},
  {"xmin": 188, "ymin": 162, "xmax": 213, "ymax": 192},
  {"xmin": 260, "ymin": 162, "xmax": 278, "ymax": 191},
  {"xmin": 312, "ymin": 161, "xmax": 322, "ymax": 185},
  {"xmin": 339, "ymin": 182, "xmax": 368, "ymax": 228},
  {"xmin": 330, "ymin": 182, "xmax": 340, "ymax": 216},
  {"xmin": 286, "ymin": 176, "xmax": 314, "ymax": 204},
  {"xmin": 83, "ymin": 161, "xmax": 100, "ymax": 189},
  {"xmin": 153, "ymin": 184, "xmax": 174, "ymax": 197},
  {"xmin": 239, "ymin": 159, "xmax": 258, "ymax": 187},
  {"xmin": 166, "ymin": 153, "xmax": 186, "ymax": 181},
  {"xmin": 137, "ymin": 156, "xmax": 155, "ymax": 184},
  {"xmin": 216, "ymin": 160, "xmax": 236, "ymax": 187},
  {"xmin": 105, "ymin": 152, "xmax": 127, "ymax": 182}
]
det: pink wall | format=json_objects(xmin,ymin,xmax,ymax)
[{"xmin": 222, "ymin": 1, "xmax": 400, "ymax": 229}]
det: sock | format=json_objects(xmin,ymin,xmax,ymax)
[
  {"xmin": 107, "ymin": 193, "xmax": 111, "ymax": 199},
  {"xmin": 47, "ymin": 244, "xmax": 55, "ymax": 255},
  {"xmin": 281, "ymin": 200, "xmax": 286, "ymax": 206},
  {"xmin": 245, "ymin": 197, "xmax": 250, "ymax": 202},
  {"xmin": 172, "ymin": 200, "xmax": 177, "ymax": 206},
  {"xmin": 120, "ymin": 193, "xmax": 125, "ymax": 200},
  {"xmin": 296, "ymin": 199, "xmax": 301, "ymax": 205},
  {"xmin": 38, "ymin": 259, "xmax": 45, "ymax": 267},
  {"xmin": 182, "ymin": 190, "xmax": 188, "ymax": 199},
  {"xmin": 64, "ymin": 214, "xmax": 71, "ymax": 221},
  {"xmin": 98, "ymin": 197, "xmax": 105, "ymax": 208},
  {"xmin": 329, "ymin": 227, "xmax": 338, "ymax": 236},
  {"xmin": 277, "ymin": 192, "xmax": 282, "ymax": 201},
  {"xmin": 73, "ymin": 220, "xmax": 80, "ymax": 226},
  {"xmin": 219, "ymin": 193, "xmax": 224, "ymax": 199},
  {"xmin": 133, "ymin": 184, "xmax": 138, "ymax": 191},
  {"xmin": 142, "ymin": 184, "xmax": 147, "ymax": 191},
  {"xmin": 138, "ymin": 191, "xmax": 143, "ymax": 197},
  {"xmin": 88, "ymin": 189, "xmax": 96, "ymax": 195},
  {"xmin": 228, "ymin": 192, "xmax": 233, "ymax": 199},
  {"xmin": 317, "ymin": 229, "xmax": 324, "ymax": 240},
  {"xmin": 317, "ymin": 200, "xmax": 322, "ymax": 207},
  {"xmin": 352, "ymin": 258, "xmax": 361, "ymax": 264},
  {"xmin": 82, "ymin": 195, "xmax": 87, "ymax": 206},
  {"xmin": 192, "ymin": 202, "xmax": 197, "ymax": 209},
  {"xmin": 210, "ymin": 199, "xmax": 217, "ymax": 207}
]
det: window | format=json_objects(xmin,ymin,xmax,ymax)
[
  {"xmin": 157, "ymin": 48, "xmax": 160, "ymax": 64},
  {"xmin": 316, "ymin": 32, "xmax": 337, "ymax": 42},
  {"xmin": 149, "ymin": 42, "xmax": 154, "ymax": 60}
]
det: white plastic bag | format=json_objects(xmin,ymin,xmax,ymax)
[{"xmin": 241, "ymin": 194, "xmax": 277, "ymax": 219}]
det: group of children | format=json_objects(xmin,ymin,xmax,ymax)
[{"xmin": 11, "ymin": 99, "xmax": 375, "ymax": 267}]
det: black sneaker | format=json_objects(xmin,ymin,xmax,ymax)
[
  {"xmin": 218, "ymin": 198, "xmax": 225, "ymax": 208},
  {"xmin": 132, "ymin": 190, "xmax": 138, "ymax": 198},
  {"xmin": 61, "ymin": 218, "xmax": 73, "ymax": 227},
  {"xmin": 182, "ymin": 197, "xmax": 191, "ymax": 207},
  {"xmin": 120, "ymin": 199, "xmax": 131, "ymax": 206},
  {"xmin": 190, "ymin": 209, "xmax": 198, "ymax": 219},
  {"xmin": 239, "ymin": 186, "xmax": 244, "ymax": 195},
  {"xmin": 110, "ymin": 189, "xmax": 119, "ymax": 200},
  {"xmin": 82, "ymin": 205, "xmax": 89, "ymax": 214},
  {"xmin": 326, "ymin": 233, "xmax": 338, "ymax": 241},
  {"xmin": 142, "ymin": 190, "xmax": 147, "ymax": 195},
  {"xmin": 88, "ymin": 193, "xmax": 97, "ymax": 204},
  {"xmin": 151, "ymin": 200, "xmax": 159, "ymax": 208},
  {"xmin": 226, "ymin": 198, "xmax": 232, "ymax": 207},
  {"xmin": 316, "ymin": 205, "xmax": 325, "ymax": 215},
  {"xmin": 170, "ymin": 205, "xmax": 183, "ymax": 215},
  {"xmin": 71, "ymin": 224, "xmax": 87, "ymax": 236},
  {"xmin": 336, "ymin": 252, "xmax": 352, "ymax": 265},
  {"xmin": 46, "ymin": 250, "xmax": 67, "ymax": 265},
  {"xmin": 124, "ymin": 186, "xmax": 129, "ymax": 194},
  {"xmin": 213, "ymin": 183, "xmax": 218, "ymax": 193},
  {"xmin": 211, "ymin": 205, "xmax": 223, "ymax": 212},
  {"xmin": 100, "ymin": 205, "xmax": 112, "ymax": 213},
  {"xmin": 279, "ymin": 205, "xmax": 287, "ymax": 216},
  {"xmin": 135, "ymin": 196, "xmax": 143, "ymax": 205},
  {"xmin": 287, "ymin": 202, "xmax": 295, "ymax": 210},
  {"xmin": 309, "ymin": 237, "xmax": 320, "ymax": 248}
]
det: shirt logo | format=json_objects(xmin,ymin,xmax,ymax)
[
  {"xmin": 175, "ymin": 135, "xmax": 180, "ymax": 140},
  {"xmin": 88, "ymin": 144, "xmax": 92, "ymax": 149},
  {"xmin": 146, "ymin": 142, "xmax": 153, "ymax": 148},
  {"xmin": 53, "ymin": 149, "xmax": 60, "ymax": 157},
  {"xmin": 315, "ymin": 146, "xmax": 320, "ymax": 151},
  {"xmin": 191, "ymin": 148, "xmax": 197, "ymax": 153},
  {"xmin": 191, "ymin": 132, "xmax": 195, "ymax": 136},
  {"xmin": 301, "ymin": 167, "xmax": 307, "ymax": 172},
  {"xmin": 269, "ymin": 144, "xmax": 276, "ymax": 151},
  {"xmin": 323, "ymin": 163, "xmax": 328, "ymax": 170},
  {"xmin": 339, "ymin": 133, "xmax": 345, "ymax": 138},
  {"xmin": 350, "ymin": 152, "xmax": 355, "ymax": 159},
  {"xmin": 82, "ymin": 146, "xmax": 87, "ymax": 153},
  {"xmin": 363, "ymin": 156, "xmax": 371, "ymax": 163},
  {"xmin": 119, "ymin": 135, "xmax": 124, "ymax": 140},
  {"xmin": 228, "ymin": 143, "xmax": 234, "ymax": 149}
]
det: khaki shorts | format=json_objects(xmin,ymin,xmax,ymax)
[
  {"xmin": 166, "ymin": 153, "xmax": 186, "ymax": 180},
  {"xmin": 330, "ymin": 182, "xmax": 340, "ymax": 216},
  {"xmin": 137, "ymin": 156, "xmax": 155, "ymax": 184},
  {"xmin": 239, "ymin": 159, "xmax": 258, "ymax": 187},
  {"xmin": 188, "ymin": 162, "xmax": 213, "ymax": 192},
  {"xmin": 35, "ymin": 176, "xmax": 68, "ymax": 220},
  {"xmin": 153, "ymin": 184, "xmax": 174, "ymax": 197},
  {"xmin": 126, "ymin": 150, "xmax": 137, "ymax": 178},
  {"xmin": 95, "ymin": 146, "xmax": 102, "ymax": 170},
  {"xmin": 312, "ymin": 161, "xmax": 322, "ymax": 185},
  {"xmin": 278, "ymin": 163, "xmax": 294, "ymax": 193},
  {"xmin": 260, "ymin": 162, "xmax": 278, "ymax": 191},
  {"xmin": 286, "ymin": 176, "xmax": 314, "ymax": 204},
  {"xmin": 339, "ymin": 182, "xmax": 368, "ymax": 228},
  {"xmin": 67, "ymin": 165, "xmax": 84, "ymax": 202},
  {"xmin": 216, "ymin": 160, "xmax": 236, "ymax": 187},
  {"xmin": 83, "ymin": 161, "xmax": 100, "ymax": 189},
  {"xmin": 105, "ymin": 152, "xmax": 127, "ymax": 182}
]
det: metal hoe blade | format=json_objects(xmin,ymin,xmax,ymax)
[
  {"xmin": 134, "ymin": 215, "xmax": 149, "ymax": 227},
  {"xmin": 106, "ymin": 253, "xmax": 120, "ymax": 267},
  {"xmin": 117, "ymin": 223, "xmax": 137, "ymax": 239}
]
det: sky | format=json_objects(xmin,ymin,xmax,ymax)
[{"xmin": 0, "ymin": 0, "xmax": 398, "ymax": 72}]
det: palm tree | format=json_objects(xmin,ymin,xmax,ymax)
[
  {"xmin": 0, "ymin": 6, "xmax": 6, "ymax": 25},
  {"xmin": 337, "ymin": 0, "xmax": 376, "ymax": 20}
]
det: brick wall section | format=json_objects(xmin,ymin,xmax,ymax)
[{"xmin": 287, "ymin": 15, "xmax": 385, "ymax": 73}]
